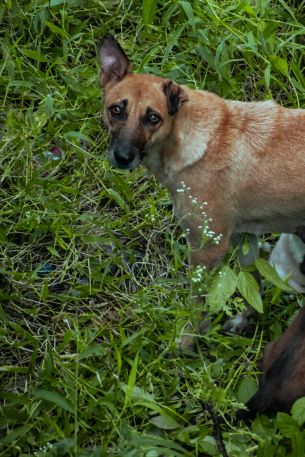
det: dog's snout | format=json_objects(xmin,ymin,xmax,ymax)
[
  {"xmin": 108, "ymin": 139, "xmax": 141, "ymax": 170},
  {"xmin": 113, "ymin": 148, "xmax": 134, "ymax": 166}
]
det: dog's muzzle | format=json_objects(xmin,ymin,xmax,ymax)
[{"xmin": 108, "ymin": 138, "xmax": 143, "ymax": 170}]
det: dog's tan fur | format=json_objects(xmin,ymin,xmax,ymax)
[{"xmin": 99, "ymin": 35, "xmax": 305, "ymax": 273}]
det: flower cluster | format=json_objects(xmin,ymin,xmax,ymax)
[
  {"xmin": 176, "ymin": 181, "xmax": 223, "ymax": 246},
  {"xmin": 176, "ymin": 181, "xmax": 191, "ymax": 193},
  {"xmin": 34, "ymin": 442, "xmax": 54, "ymax": 456},
  {"xmin": 191, "ymin": 265, "xmax": 206, "ymax": 283},
  {"xmin": 202, "ymin": 227, "xmax": 223, "ymax": 245}
]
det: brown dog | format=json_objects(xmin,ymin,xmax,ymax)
[
  {"xmin": 99, "ymin": 35, "xmax": 305, "ymax": 413},
  {"xmin": 238, "ymin": 304, "xmax": 305, "ymax": 417},
  {"xmin": 99, "ymin": 35, "xmax": 305, "ymax": 273}
]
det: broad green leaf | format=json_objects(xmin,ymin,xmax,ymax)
[
  {"xmin": 21, "ymin": 48, "xmax": 47, "ymax": 62},
  {"xmin": 269, "ymin": 55, "xmax": 289, "ymax": 77},
  {"xmin": 130, "ymin": 432, "xmax": 192, "ymax": 455},
  {"xmin": 277, "ymin": 414, "xmax": 305, "ymax": 456},
  {"xmin": 123, "ymin": 385, "xmax": 155, "ymax": 403},
  {"xmin": 276, "ymin": 412, "xmax": 299, "ymax": 437},
  {"xmin": 105, "ymin": 170, "xmax": 133, "ymax": 200},
  {"xmin": 255, "ymin": 258, "xmax": 293, "ymax": 292},
  {"xmin": 77, "ymin": 343, "xmax": 106, "ymax": 361},
  {"xmin": 291, "ymin": 430, "xmax": 305, "ymax": 457},
  {"xmin": 45, "ymin": 20, "xmax": 69, "ymax": 38},
  {"xmin": 121, "ymin": 329, "xmax": 144, "ymax": 348},
  {"xmin": 82, "ymin": 235, "xmax": 107, "ymax": 244},
  {"xmin": 150, "ymin": 414, "xmax": 181, "ymax": 430},
  {"xmin": 142, "ymin": 0, "xmax": 158, "ymax": 26},
  {"xmin": 43, "ymin": 94, "xmax": 55, "ymax": 117},
  {"xmin": 33, "ymin": 389, "xmax": 74, "ymax": 413},
  {"xmin": 198, "ymin": 436, "xmax": 218, "ymax": 455},
  {"xmin": 56, "ymin": 236, "xmax": 68, "ymax": 250},
  {"xmin": 179, "ymin": 1, "xmax": 196, "ymax": 32},
  {"xmin": 291, "ymin": 397, "xmax": 305, "ymax": 426},
  {"xmin": 242, "ymin": 239, "xmax": 250, "ymax": 256},
  {"xmin": 47, "ymin": 246, "xmax": 61, "ymax": 258},
  {"xmin": 63, "ymin": 130, "xmax": 93, "ymax": 144},
  {"xmin": 237, "ymin": 271, "xmax": 263, "ymax": 313},
  {"xmin": 197, "ymin": 45, "xmax": 216, "ymax": 70},
  {"xmin": 247, "ymin": 31, "xmax": 257, "ymax": 52},
  {"xmin": 257, "ymin": 441, "xmax": 275, "ymax": 457},
  {"xmin": 9, "ymin": 80, "xmax": 34, "ymax": 89},
  {"xmin": 106, "ymin": 188, "xmax": 130, "ymax": 212},
  {"xmin": 243, "ymin": 5, "xmax": 256, "ymax": 17},
  {"xmin": 207, "ymin": 266, "xmax": 237, "ymax": 312},
  {"xmin": 237, "ymin": 376, "xmax": 257, "ymax": 403},
  {"xmin": 162, "ymin": 24, "xmax": 186, "ymax": 64},
  {"xmin": 2, "ymin": 425, "xmax": 32, "ymax": 444}
]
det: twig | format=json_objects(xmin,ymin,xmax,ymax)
[{"xmin": 201, "ymin": 401, "xmax": 229, "ymax": 457}]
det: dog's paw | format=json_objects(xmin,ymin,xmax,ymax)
[
  {"xmin": 176, "ymin": 315, "xmax": 211, "ymax": 352},
  {"xmin": 223, "ymin": 314, "xmax": 248, "ymax": 335},
  {"xmin": 223, "ymin": 305, "xmax": 258, "ymax": 335},
  {"xmin": 176, "ymin": 333, "xmax": 197, "ymax": 352}
]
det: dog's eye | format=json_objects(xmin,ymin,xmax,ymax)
[
  {"xmin": 109, "ymin": 105, "xmax": 122, "ymax": 117},
  {"xmin": 147, "ymin": 112, "xmax": 161, "ymax": 125}
]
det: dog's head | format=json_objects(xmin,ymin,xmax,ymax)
[{"xmin": 98, "ymin": 35, "xmax": 187, "ymax": 170}]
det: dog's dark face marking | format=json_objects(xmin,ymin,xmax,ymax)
[
  {"xmin": 103, "ymin": 81, "xmax": 168, "ymax": 170},
  {"xmin": 163, "ymin": 80, "xmax": 184, "ymax": 115},
  {"xmin": 98, "ymin": 35, "xmax": 187, "ymax": 170},
  {"xmin": 108, "ymin": 99, "xmax": 128, "ymax": 122}
]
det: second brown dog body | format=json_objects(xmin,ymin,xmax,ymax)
[
  {"xmin": 241, "ymin": 305, "xmax": 305, "ymax": 416},
  {"xmin": 99, "ymin": 35, "xmax": 305, "ymax": 272}
]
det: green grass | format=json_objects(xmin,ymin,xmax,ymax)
[{"xmin": 1, "ymin": 0, "xmax": 305, "ymax": 455}]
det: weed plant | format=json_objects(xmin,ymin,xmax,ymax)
[{"xmin": 1, "ymin": 1, "xmax": 305, "ymax": 456}]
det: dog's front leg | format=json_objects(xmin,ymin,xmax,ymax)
[
  {"xmin": 179, "ymin": 222, "xmax": 230, "ymax": 351},
  {"xmin": 189, "ymin": 238, "xmax": 229, "ymax": 271},
  {"xmin": 223, "ymin": 234, "xmax": 261, "ymax": 335}
]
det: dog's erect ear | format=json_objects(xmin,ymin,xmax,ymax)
[
  {"xmin": 163, "ymin": 80, "xmax": 188, "ymax": 115},
  {"xmin": 99, "ymin": 34, "xmax": 132, "ymax": 87}
]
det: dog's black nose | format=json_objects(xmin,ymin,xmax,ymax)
[{"xmin": 114, "ymin": 148, "xmax": 134, "ymax": 166}]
